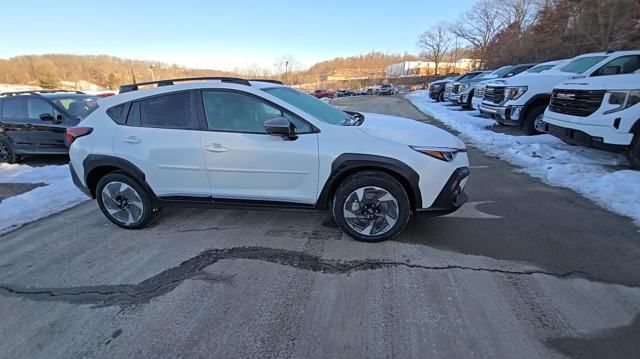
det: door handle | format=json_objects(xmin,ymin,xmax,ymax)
[
  {"xmin": 122, "ymin": 136, "xmax": 141, "ymax": 144},
  {"xmin": 205, "ymin": 143, "xmax": 227, "ymax": 152}
]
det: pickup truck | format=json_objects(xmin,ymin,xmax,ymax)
[
  {"xmin": 429, "ymin": 71, "xmax": 484, "ymax": 102},
  {"xmin": 479, "ymin": 50, "xmax": 640, "ymax": 135},
  {"xmin": 471, "ymin": 60, "xmax": 567, "ymax": 111},
  {"xmin": 450, "ymin": 63, "xmax": 536, "ymax": 109},
  {"xmin": 542, "ymin": 70, "xmax": 640, "ymax": 169}
]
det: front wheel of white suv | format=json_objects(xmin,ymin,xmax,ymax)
[
  {"xmin": 332, "ymin": 171, "xmax": 411, "ymax": 242},
  {"xmin": 96, "ymin": 173, "xmax": 156, "ymax": 229}
]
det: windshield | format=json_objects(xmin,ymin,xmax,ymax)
[
  {"xmin": 560, "ymin": 56, "xmax": 608, "ymax": 74},
  {"xmin": 264, "ymin": 87, "xmax": 349, "ymax": 125},
  {"xmin": 527, "ymin": 64, "xmax": 556, "ymax": 73},
  {"xmin": 459, "ymin": 72, "xmax": 481, "ymax": 81},
  {"xmin": 491, "ymin": 66, "xmax": 515, "ymax": 77},
  {"xmin": 51, "ymin": 95, "xmax": 99, "ymax": 118},
  {"xmin": 471, "ymin": 71, "xmax": 495, "ymax": 80}
]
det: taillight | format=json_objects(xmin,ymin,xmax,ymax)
[{"xmin": 65, "ymin": 127, "xmax": 93, "ymax": 145}]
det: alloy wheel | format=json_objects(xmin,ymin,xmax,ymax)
[
  {"xmin": 0, "ymin": 142, "xmax": 10, "ymax": 162},
  {"xmin": 534, "ymin": 113, "xmax": 545, "ymax": 133},
  {"xmin": 342, "ymin": 186, "xmax": 399, "ymax": 236},
  {"xmin": 101, "ymin": 181, "xmax": 144, "ymax": 225}
]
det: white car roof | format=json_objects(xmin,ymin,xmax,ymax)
[{"xmin": 98, "ymin": 80, "xmax": 284, "ymax": 107}]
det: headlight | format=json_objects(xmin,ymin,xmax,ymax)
[
  {"xmin": 410, "ymin": 146, "xmax": 466, "ymax": 162},
  {"xmin": 459, "ymin": 84, "xmax": 469, "ymax": 92},
  {"xmin": 505, "ymin": 86, "xmax": 528, "ymax": 100},
  {"xmin": 604, "ymin": 90, "xmax": 640, "ymax": 114}
]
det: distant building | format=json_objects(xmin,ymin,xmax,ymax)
[{"xmin": 385, "ymin": 59, "xmax": 480, "ymax": 77}]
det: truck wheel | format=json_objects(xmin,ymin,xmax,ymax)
[
  {"xmin": 332, "ymin": 171, "xmax": 410, "ymax": 242},
  {"xmin": 96, "ymin": 173, "xmax": 157, "ymax": 229},
  {"xmin": 522, "ymin": 104, "xmax": 546, "ymax": 135},
  {"xmin": 628, "ymin": 130, "xmax": 640, "ymax": 170},
  {"xmin": 438, "ymin": 91, "xmax": 445, "ymax": 102},
  {"xmin": 0, "ymin": 137, "xmax": 19, "ymax": 164}
]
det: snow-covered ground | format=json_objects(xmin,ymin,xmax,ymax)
[
  {"xmin": 0, "ymin": 164, "xmax": 87, "ymax": 234},
  {"xmin": 406, "ymin": 91, "xmax": 640, "ymax": 226}
]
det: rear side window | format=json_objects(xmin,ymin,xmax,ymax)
[
  {"xmin": 1, "ymin": 98, "xmax": 26, "ymax": 119},
  {"xmin": 106, "ymin": 104, "xmax": 126, "ymax": 124},
  {"xmin": 138, "ymin": 92, "xmax": 195, "ymax": 129}
]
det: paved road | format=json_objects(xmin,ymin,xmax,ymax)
[{"xmin": 1, "ymin": 96, "xmax": 638, "ymax": 359}]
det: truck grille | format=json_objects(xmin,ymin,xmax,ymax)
[
  {"xmin": 475, "ymin": 85, "xmax": 486, "ymax": 100},
  {"xmin": 484, "ymin": 86, "xmax": 505, "ymax": 104},
  {"xmin": 548, "ymin": 89, "xmax": 605, "ymax": 117},
  {"xmin": 444, "ymin": 83, "xmax": 453, "ymax": 97}
]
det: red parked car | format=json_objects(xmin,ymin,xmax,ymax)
[{"xmin": 313, "ymin": 89, "xmax": 334, "ymax": 99}]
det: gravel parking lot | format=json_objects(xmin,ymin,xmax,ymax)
[{"xmin": 0, "ymin": 96, "xmax": 638, "ymax": 359}]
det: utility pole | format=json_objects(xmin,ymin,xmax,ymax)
[
  {"xmin": 149, "ymin": 65, "xmax": 156, "ymax": 81},
  {"xmin": 285, "ymin": 60, "xmax": 289, "ymax": 84}
]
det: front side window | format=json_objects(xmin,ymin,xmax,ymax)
[
  {"xmin": 202, "ymin": 91, "xmax": 312, "ymax": 133},
  {"xmin": 592, "ymin": 55, "xmax": 640, "ymax": 76},
  {"xmin": 26, "ymin": 98, "xmax": 55, "ymax": 119},
  {"xmin": 560, "ymin": 56, "xmax": 607, "ymax": 74},
  {"xmin": 138, "ymin": 92, "xmax": 195, "ymax": 129},
  {"xmin": 1, "ymin": 98, "xmax": 26, "ymax": 119}
]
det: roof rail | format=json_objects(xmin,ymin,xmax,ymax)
[
  {"xmin": 0, "ymin": 89, "xmax": 85, "ymax": 96},
  {"xmin": 249, "ymin": 79, "xmax": 284, "ymax": 85},
  {"xmin": 119, "ymin": 77, "xmax": 252, "ymax": 93}
]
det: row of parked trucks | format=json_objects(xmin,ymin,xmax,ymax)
[{"xmin": 427, "ymin": 51, "xmax": 640, "ymax": 169}]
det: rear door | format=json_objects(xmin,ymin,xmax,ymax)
[
  {"xmin": 0, "ymin": 97, "xmax": 32, "ymax": 151},
  {"xmin": 197, "ymin": 89, "xmax": 319, "ymax": 204},
  {"xmin": 25, "ymin": 97, "xmax": 70, "ymax": 152},
  {"xmin": 112, "ymin": 90, "xmax": 210, "ymax": 197}
]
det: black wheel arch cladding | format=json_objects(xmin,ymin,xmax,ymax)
[
  {"xmin": 316, "ymin": 153, "xmax": 421, "ymax": 211},
  {"xmin": 83, "ymin": 154, "xmax": 156, "ymax": 199}
]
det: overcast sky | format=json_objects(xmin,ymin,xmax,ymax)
[{"xmin": 0, "ymin": 0, "xmax": 476, "ymax": 70}]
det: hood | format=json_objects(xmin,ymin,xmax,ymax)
[
  {"xmin": 358, "ymin": 112, "xmax": 465, "ymax": 149},
  {"xmin": 556, "ymin": 73, "xmax": 640, "ymax": 91}
]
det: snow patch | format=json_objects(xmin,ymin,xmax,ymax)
[
  {"xmin": 0, "ymin": 163, "xmax": 87, "ymax": 234},
  {"xmin": 406, "ymin": 91, "xmax": 640, "ymax": 226}
]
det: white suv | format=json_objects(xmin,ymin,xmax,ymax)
[
  {"xmin": 68, "ymin": 77, "xmax": 470, "ymax": 242},
  {"xmin": 542, "ymin": 71, "xmax": 640, "ymax": 169}
]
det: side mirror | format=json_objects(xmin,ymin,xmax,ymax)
[
  {"xmin": 39, "ymin": 113, "xmax": 55, "ymax": 121},
  {"xmin": 264, "ymin": 117, "xmax": 297, "ymax": 140},
  {"xmin": 39, "ymin": 113, "xmax": 63, "ymax": 123}
]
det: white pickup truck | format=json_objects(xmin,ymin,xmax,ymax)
[
  {"xmin": 479, "ymin": 51, "xmax": 640, "ymax": 134},
  {"xmin": 471, "ymin": 60, "xmax": 567, "ymax": 111},
  {"xmin": 542, "ymin": 70, "xmax": 640, "ymax": 169}
]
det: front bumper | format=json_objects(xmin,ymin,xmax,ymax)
[
  {"xmin": 479, "ymin": 103, "xmax": 520, "ymax": 125},
  {"xmin": 70, "ymin": 163, "xmax": 92, "ymax": 197},
  {"xmin": 542, "ymin": 122, "xmax": 630, "ymax": 152},
  {"xmin": 416, "ymin": 167, "xmax": 470, "ymax": 217}
]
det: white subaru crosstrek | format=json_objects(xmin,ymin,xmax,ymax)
[{"xmin": 68, "ymin": 77, "xmax": 469, "ymax": 242}]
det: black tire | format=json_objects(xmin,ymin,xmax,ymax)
[
  {"xmin": 332, "ymin": 171, "xmax": 410, "ymax": 242},
  {"xmin": 96, "ymin": 172, "xmax": 157, "ymax": 229},
  {"xmin": 0, "ymin": 137, "xmax": 19, "ymax": 163},
  {"xmin": 438, "ymin": 91, "xmax": 445, "ymax": 102},
  {"xmin": 522, "ymin": 104, "xmax": 546, "ymax": 135},
  {"xmin": 628, "ymin": 130, "xmax": 640, "ymax": 170}
]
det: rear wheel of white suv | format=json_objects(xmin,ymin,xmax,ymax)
[
  {"xmin": 96, "ymin": 173, "xmax": 156, "ymax": 229},
  {"xmin": 332, "ymin": 171, "xmax": 410, "ymax": 242}
]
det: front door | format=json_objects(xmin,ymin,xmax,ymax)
[
  {"xmin": 198, "ymin": 90, "xmax": 319, "ymax": 204},
  {"xmin": 25, "ymin": 97, "xmax": 72, "ymax": 153}
]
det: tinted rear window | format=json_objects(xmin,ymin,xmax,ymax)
[
  {"xmin": 1, "ymin": 98, "xmax": 25, "ymax": 118},
  {"xmin": 106, "ymin": 104, "xmax": 126, "ymax": 124},
  {"xmin": 138, "ymin": 92, "xmax": 195, "ymax": 129}
]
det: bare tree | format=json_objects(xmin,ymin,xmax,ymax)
[
  {"xmin": 450, "ymin": 0, "xmax": 505, "ymax": 68},
  {"xmin": 417, "ymin": 22, "xmax": 452, "ymax": 75}
]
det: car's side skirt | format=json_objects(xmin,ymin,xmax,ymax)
[{"xmin": 156, "ymin": 196, "xmax": 323, "ymax": 213}]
